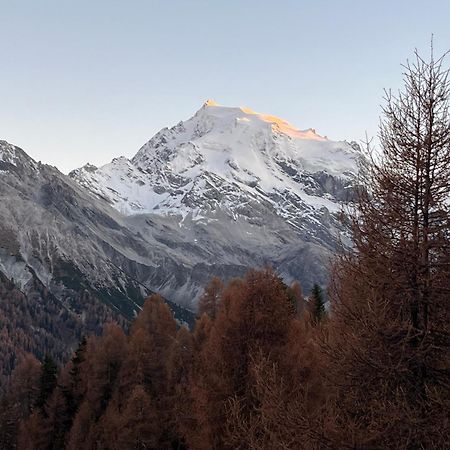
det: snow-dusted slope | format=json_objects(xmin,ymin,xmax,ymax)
[
  {"xmin": 0, "ymin": 140, "xmax": 195, "ymax": 322},
  {"xmin": 70, "ymin": 101, "xmax": 359, "ymax": 230},
  {"xmin": 0, "ymin": 140, "xmax": 38, "ymax": 171}
]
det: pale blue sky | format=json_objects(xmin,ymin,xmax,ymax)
[{"xmin": 1, "ymin": 0, "xmax": 449, "ymax": 172}]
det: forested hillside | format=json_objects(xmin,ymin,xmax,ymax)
[
  {"xmin": 0, "ymin": 270, "xmax": 125, "ymax": 388},
  {"xmin": 1, "ymin": 260, "xmax": 448, "ymax": 449}
]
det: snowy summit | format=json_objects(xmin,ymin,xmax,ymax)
[{"xmin": 70, "ymin": 101, "xmax": 360, "ymax": 224}]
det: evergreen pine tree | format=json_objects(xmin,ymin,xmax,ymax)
[
  {"xmin": 65, "ymin": 336, "xmax": 87, "ymax": 418},
  {"xmin": 49, "ymin": 336, "xmax": 89, "ymax": 448},
  {"xmin": 310, "ymin": 283, "xmax": 326, "ymax": 324},
  {"xmin": 35, "ymin": 355, "xmax": 58, "ymax": 413}
]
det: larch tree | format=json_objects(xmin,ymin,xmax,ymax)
[
  {"xmin": 117, "ymin": 385, "xmax": 159, "ymax": 450},
  {"xmin": 197, "ymin": 276, "xmax": 224, "ymax": 319},
  {"xmin": 0, "ymin": 354, "xmax": 41, "ymax": 450},
  {"xmin": 9, "ymin": 353, "xmax": 41, "ymax": 417},
  {"xmin": 326, "ymin": 47, "xmax": 450, "ymax": 448},
  {"xmin": 188, "ymin": 269, "xmax": 296, "ymax": 450},
  {"xmin": 65, "ymin": 323, "xmax": 127, "ymax": 449},
  {"xmin": 165, "ymin": 326, "xmax": 194, "ymax": 449},
  {"xmin": 226, "ymin": 317, "xmax": 329, "ymax": 450},
  {"xmin": 288, "ymin": 280, "xmax": 306, "ymax": 316},
  {"xmin": 116, "ymin": 294, "xmax": 178, "ymax": 448}
]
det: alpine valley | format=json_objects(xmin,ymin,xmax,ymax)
[{"xmin": 0, "ymin": 101, "xmax": 360, "ymax": 378}]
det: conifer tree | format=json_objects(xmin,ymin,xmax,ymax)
[
  {"xmin": 310, "ymin": 283, "xmax": 326, "ymax": 324},
  {"xmin": 64, "ymin": 323, "xmax": 127, "ymax": 448},
  {"xmin": 64, "ymin": 336, "xmax": 87, "ymax": 420},
  {"xmin": 0, "ymin": 397, "xmax": 19, "ymax": 450},
  {"xmin": 0, "ymin": 355, "xmax": 41, "ymax": 449},
  {"xmin": 9, "ymin": 353, "xmax": 41, "ymax": 417},
  {"xmin": 188, "ymin": 269, "xmax": 295, "ymax": 450},
  {"xmin": 197, "ymin": 276, "xmax": 223, "ymax": 318},
  {"xmin": 45, "ymin": 337, "xmax": 89, "ymax": 449},
  {"xmin": 65, "ymin": 401, "xmax": 95, "ymax": 450},
  {"xmin": 166, "ymin": 326, "xmax": 194, "ymax": 449},
  {"xmin": 116, "ymin": 385, "xmax": 159, "ymax": 450},
  {"xmin": 35, "ymin": 355, "xmax": 58, "ymax": 413},
  {"xmin": 117, "ymin": 295, "xmax": 177, "ymax": 448},
  {"xmin": 326, "ymin": 47, "xmax": 450, "ymax": 448}
]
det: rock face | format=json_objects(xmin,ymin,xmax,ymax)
[{"xmin": 0, "ymin": 140, "xmax": 192, "ymax": 325}]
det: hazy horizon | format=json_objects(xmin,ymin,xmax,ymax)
[{"xmin": 1, "ymin": 0, "xmax": 450, "ymax": 173}]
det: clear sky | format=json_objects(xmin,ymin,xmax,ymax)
[{"xmin": 1, "ymin": 0, "xmax": 450, "ymax": 173}]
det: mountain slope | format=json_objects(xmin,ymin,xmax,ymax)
[
  {"xmin": 0, "ymin": 140, "xmax": 195, "ymax": 320},
  {"xmin": 0, "ymin": 141, "xmax": 141, "ymax": 313}
]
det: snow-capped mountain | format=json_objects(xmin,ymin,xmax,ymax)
[
  {"xmin": 0, "ymin": 102, "xmax": 360, "ymax": 329},
  {"xmin": 0, "ymin": 104, "xmax": 359, "ymax": 376},
  {"xmin": 71, "ymin": 100, "xmax": 359, "ymax": 248}
]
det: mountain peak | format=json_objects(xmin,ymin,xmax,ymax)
[
  {"xmin": 71, "ymin": 102, "xmax": 359, "ymax": 218},
  {"xmin": 239, "ymin": 106, "xmax": 327, "ymax": 141},
  {"xmin": 0, "ymin": 140, "xmax": 38, "ymax": 170},
  {"xmin": 197, "ymin": 102, "xmax": 327, "ymax": 141},
  {"xmin": 203, "ymin": 99, "xmax": 220, "ymax": 107}
]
